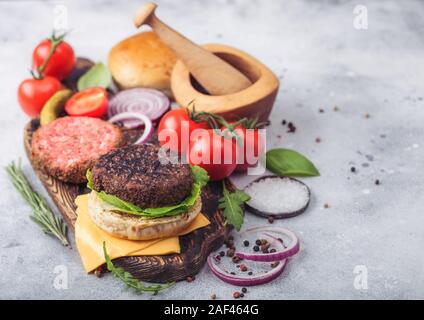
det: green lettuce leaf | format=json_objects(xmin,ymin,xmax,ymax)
[{"xmin": 86, "ymin": 166, "xmax": 209, "ymax": 218}]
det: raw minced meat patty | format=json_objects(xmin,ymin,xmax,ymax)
[
  {"xmin": 91, "ymin": 144, "xmax": 193, "ymax": 208},
  {"xmin": 31, "ymin": 116, "xmax": 123, "ymax": 183}
]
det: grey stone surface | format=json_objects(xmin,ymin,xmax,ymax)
[{"xmin": 1, "ymin": 0, "xmax": 423, "ymax": 299}]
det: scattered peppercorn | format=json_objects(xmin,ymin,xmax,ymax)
[
  {"xmin": 270, "ymin": 248, "xmax": 277, "ymax": 253},
  {"xmin": 364, "ymin": 113, "xmax": 370, "ymax": 118},
  {"xmin": 277, "ymin": 238, "xmax": 283, "ymax": 243},
  {"xmin": 351, "ymin": 166, "xmax": 356, "ymax": 173},
  {"xmin": 226, "ymin": 248, "xmax": 235, "ymax": 257},
  {"xmin": 240, "ymin": 264, "xmax": 248, "ymax": 272},
  {"xmin": 319, "ymin": 108, "xmax": 324, "ymax": 113},
  {"xmin": 240, "ymin": 293, "xmax": 245, "ymax": 298},
  {"xmin": 248, "ymin": 271, "xmax": 253, "ymax": 275},
  {"xmin": 282, "ymin": 119, "xmax": 287, "ymax": 125},
  {"xmin": 287, "ymin": 122, "xmax": 296, "ymax": 133},
  {"xmin": 186, "ymin": 276, "xmax": 194, "ymax": 282},
  {"xmin": 255, "ymin": 239, "xmax": 262, "ymax": 246},
  {"xmin": 271, "ymin": 262, "xmax": 280, "ymax": 268},
  {"xmin": 315, "ymin": 137, "xmax": 321, "ymax": 143},
  {"xmin": 261, "ymin": 239, "xmax": 268, "ymax": 245},
  {"xmin": 324, "ymin": 203, "xmax": 330, "ymax": 209},
  {"xmin": 211, "ymin": 293, "xmax": 216, "ymax": 300},
  {"xmin": 232, "ymin": 256, "xmax": 241, "ymax": 263},
  {"xmin": 243, "ymin": 240, "xmax": 250, "ymax": 247},
  {"xmin": 333, "ymin": 106, "xmax": 339, "ymax": 111},
  {"xmin": 226, "ymin": 240, "xmax": 234, "ymax": 248},
  {"xmin": 253, "ymin": 245, "xmax": 260, "ymax": 252},
  {"xmin": 268, "ymin": 216, "xmax": 274, "ymax": 224},
  {"xmin": 242, "ymin": 287, "xmax": 247, "ymax": 293},
  {"xmin": 375, "ymin": 179, "xmax": 380, "ymax": 185},
  {"xmin": 219, "ymin": 251, "xmax": 225, "ymax": 257},
  {"xmin": 233, "ymin": 291, "xmax": 241, "ymax": 299},
  {"xmin": 262, "ymin": 249, "xmax": 269, "ymax": 254},
  {"xmin": 230, "ymin": 272, "xmax": 236, "ymax": 275},
  {"xmin": 261, "ymin": 243, "xmax": 271, "ymax": 252}
]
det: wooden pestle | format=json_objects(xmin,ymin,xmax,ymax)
[{"xmin": 134, "ymin": 2, "xmax": 252, "ymax": 96}]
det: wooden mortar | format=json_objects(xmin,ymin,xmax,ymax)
[{"xmin": 171, "ymin": 44, "xmax": 280, "ymax": 122}]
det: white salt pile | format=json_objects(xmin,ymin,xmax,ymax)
[{"xmin": 244, "ymin": 176, "xmax": 310, "ymax": 214}]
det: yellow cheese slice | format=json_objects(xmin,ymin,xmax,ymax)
[{"xmin": 75, "ymin": 194, "xmax": 210, "ymax": 272}]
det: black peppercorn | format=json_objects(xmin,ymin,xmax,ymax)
[
  {"xmin": 243, "ymin": 240, "xmax": 249, "ymax": 247},
  {"xmin": 241, "ymin": 287, "xmax": 247, "ymax": 293},
  {"xmin": 253, "ymin": 245, "xmax": 260, "ymax": 252}
]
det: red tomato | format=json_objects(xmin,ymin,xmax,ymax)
[
  {"xmin": 221, "ymin": 123, "xmax": 264, "ymax": 172},
  {"xmin": 17, "ymin": 76, "xmax": 62, "ymax": 118},
  {"xmin": 64, "ymin": 87, "xmax": 108, "ymax": 118},
  {"xmin": 188, "ymin": 130, "xmax": 237, "ymax": 181},
  {"xmin": 32, "ymin": 38, "xmax": 75, "ymax": 80},
  {"xmin": 158, "ymin": 108, "xmax": 209, "ymax": 154}
]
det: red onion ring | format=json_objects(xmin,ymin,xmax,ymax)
[
  {"xmin": 235, "ymin": 227, "xmax": 300, "ymax": 262},
  {"xmin": 108, "ymin": 88, "xmax": 170, "ymax": 128},
  {"xmin": 207, "ymin": 254, "xmax": 287, "ymax": 286},
  {"xmin": 108, "ymin": 112, "xmax": 154, "ymax": 145}
]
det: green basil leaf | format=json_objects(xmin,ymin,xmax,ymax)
[
  {"xmin": 266, "ymin": 148, "xmax": 320, "ymax": 177},
  {"xmin": 77, "ymin": 62, "xmax": 111, "ymax": 91}
]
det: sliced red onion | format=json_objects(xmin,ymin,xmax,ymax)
[
  {"xmin": 108, "ymin": 88, "xmax": 170, "ymax": 128},
  {"xmin": 235, "ymin": 226, "xmax": 300, "ymax": 262},
  {"xmin": 108, "ymin": 112, "xmax": 153, "ymax": 144},
  {"xmin": 244, "ymin": 176, "xmax": 311, "ymax": 219},
  {"xmin": 207, "ymin": 254, "xmax": 287, "ymax": 286}
]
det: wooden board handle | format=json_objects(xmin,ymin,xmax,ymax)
[{"xmin": 134, "ymin": 2, "xmax": 252, "ymax": 96}]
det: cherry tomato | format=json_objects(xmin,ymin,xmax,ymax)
[
  {"xmin": 188, "ymin": 129, "xmax": 237, "ymax": 181},
  {"xmin": 158, "ymin": 108, "xmax": 209, "ymax": 154},
  {"xmin": 221, "ymin": 123, "xmax": 264, "ymax": 172},
  {"xmin": 17, "ymin": 76, "xmax": 62, "ymax": 118},
  {"xmin": 64, "ymin": 87, "xmax": 108, "ymax": 118},
  {"xmin": 32, "ymin": 38, "xmax": 75, "ymax": 80}
]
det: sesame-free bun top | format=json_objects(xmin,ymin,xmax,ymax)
[{"xmin": 108, "ymin": 31, "xmax": 176, "ymax": 97}]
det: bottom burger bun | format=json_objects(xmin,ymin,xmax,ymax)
[{"xmin": 87, "ymin": 191, "xmax": 202, "ymax": 240}]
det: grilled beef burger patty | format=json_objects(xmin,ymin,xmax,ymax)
[{"xmin": 91, "ymin": 144, "xmax": 193, "ymax": 208}]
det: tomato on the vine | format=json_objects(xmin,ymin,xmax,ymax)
[
  {"xmin": 64, "ymin": 87, "xmax": 108, "ymax": 118},
  {"xmin": 188, "ymin": 129, "xmax": 237, "ymax": 181},
  {"xmin": 32, "ymin": 37, "xmax": 75, "ymax": 80},
  {"xmin": 221, "ymin": 122, "xmax": 264, "ymax": 172},
  {"xmin": 158, "ymin": 108, "xmax": 210, "ymax": 154},
  {"xmin": 17, "ymin": 76, "xmax": 62, "ymax": 118}
]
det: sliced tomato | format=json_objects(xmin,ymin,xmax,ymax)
[{"xmin": 65, "ymin": 87, "xmax": 108, "ymax": 118}]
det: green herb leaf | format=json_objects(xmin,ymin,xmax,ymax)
[
  {"xmin": 77, "ymin": 62, "xmax": 111, "ymax": 91},
  {"xmin": 265, "ymin": 148, "xmax": 320, "ymax": 177},
  {"xmin": 191, "ymin": 165, "xmax": 209, "ymax": 188},
  {"xmin": 103, "ymin": 242, "xmax": 174, "ymax": 294},
  {"xmin": 86, "ymin": 165, "xmax": 209, "ymax": 217},
  {"xmin": 5, "ymin": 160, "xmax": 69, "ymax": 246},
  {"xmin": 218, "ymin": 182, "xmax": 250, "ymax": 231}
]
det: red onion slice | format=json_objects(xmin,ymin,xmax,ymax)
[
  {"xmin": 235, "ymin": 226, "xmax": 300, "ymax": 262},
  {"xmin": 207, "ymin": 254, "xmax": 287, "ymax": 286},
  {"xmin": 108, "ymin": 88, "xmax": 170, "ymax": 128},
  {"xmin": 108, "ymin": 112, "xmax": 154, "ymax": 144},
  {"xmin": 244, "ymin": 176, "xmax": 311, "ymax": 219}
]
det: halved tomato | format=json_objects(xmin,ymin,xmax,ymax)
[{"xmin": 65, "ymin": 87, "xmax": 108, "ymax": 118}]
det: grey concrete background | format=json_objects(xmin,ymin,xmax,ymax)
[{"xmin": 0, "ymin": 0, "xmax": 423, "ymax": 299}]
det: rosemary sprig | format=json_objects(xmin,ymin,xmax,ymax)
[
  {"xmin": 5, "ymin": 160, "xmax": 69, "ymax": 246},
  {"xmin": 103, "ymin": 242, "xmax": 175, "ymax": 294}
]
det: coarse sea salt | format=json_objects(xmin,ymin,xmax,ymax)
[{"xmin": 244, "ymin": 177, "xmax": 310, "ymax": 214}]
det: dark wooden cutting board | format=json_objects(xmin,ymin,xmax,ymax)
[{"xmin": 24, "ymin": 119, "xmax": 231, "ymax": 283}]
